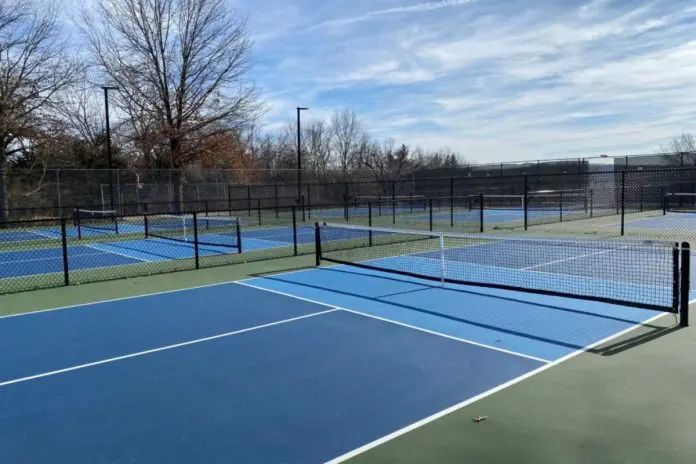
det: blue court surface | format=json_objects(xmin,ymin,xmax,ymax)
[
  {"xmin": 626, "ymin": 212, "xmax": 696, "ymax": 230},
  {"xmin": 0, "ymin": 260, "xmax": 670, "ymax": 463},
  {"xmin": 425, "ymin": 208, "xmax": 590, "ymax": 223}
]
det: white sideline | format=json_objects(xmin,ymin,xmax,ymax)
[
  {"xmin": 322, "ymin": 311, "xmax": 669, "ymax": 464},
  {"xmin": 0, "ymin": 308, "xmax": 338, "ymax": 387}
]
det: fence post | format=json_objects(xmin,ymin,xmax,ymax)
[
  {"xmin": 620, "ymin": 171, "xmax": 626, "ymax": 236},
  {"xmin": 247, "ymin": 185, "xmax": 252, "ymax": 216},
  {"xmin": 479, "ymin": 193, "xmax": 484, "ymax": 233},
  {"xmin": 559, "ymin": 190, "xmax": 564, "ymax": 223},
  {"xmin": 275, "ymin": 184, "xmax": 279, "ymax": 218},
  {"xmin": 61, "ymin": 218, "xmax": 70, "ymax": 286},
  {"xmin": 640, "ymin": 185, "xmax": 644, "ymax": 212},
  {"xmin": 292, "ymin": 206, "xmax": 298, "ymax": 256},
  {"xmin": 589, "ymin": 189, "xmax": 593, "ymax": 218},
  {"xmin": 56, "ymin": 169, "xmax": 62, "ymax": 217},
  {"xmin": 363, "ymin": 202, "xmax": 370, "ymax": 247},
  {"xmin": 429, "ymin": 198, "xmax": 433, "ymax": 232},
  {"xmin": 227, "ymin": 185, "xmax": 232, "ymax": 215},
  {"xmin": 192, "ymin": 212, "xmax": 200, "ymax": 269},
  {"xmin": 392, "ymin": 198, "xmax": 396, "ymax": 225},
  {"xmin": 523, "ymin": 174, "xmax": 528, "ymax": 231},
  {"xmin": 257, "ymin": 198, "xmax": 261, "ymax": 226},
  {"xmin": 306, "ymin": 184, "xmax": 311, "ymax": 219},
  {"xmin": 449, "ymin": 178, "xmax": 454, "ymax": 227}
]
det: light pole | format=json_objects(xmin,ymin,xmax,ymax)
[
  {"xmin": 296, "ymin": 107, "xmax": 309, "ymax": 204},
  {"xmin": 102, "ymin": 86, "xmax": 119, "ymax": 211}
]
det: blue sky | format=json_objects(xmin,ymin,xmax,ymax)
[{"xmin": 68, "ymin": 0, "xmax": 696, "ymax": 163}]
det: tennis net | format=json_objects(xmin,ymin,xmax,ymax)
[
  {"xmin": 664, "ymin": 193, "xmax": 696, "ymax": 213},
  {"xmin": 74, "ymin": 208, "xmax": 119, "ymax": 236},
  {"xmin": 315, "ymin": 222, "xmax": 690, "ymax": 324},
  {"xmin": 145, "ymin": 214, "xmax": 242, "ymax": 252},
  {"xmin": 470, "ymin": 192, "xmax": 588, "ymax": 213}
]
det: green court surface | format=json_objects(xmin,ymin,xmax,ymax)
[{"xmin": 1, "ymin": 254, "xmax": 694, "ymax": 463}]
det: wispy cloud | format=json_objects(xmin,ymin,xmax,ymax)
[{"xmin": 310, "ymin": 0, "xmax": 475, "ymax": 29}]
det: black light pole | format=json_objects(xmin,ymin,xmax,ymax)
[
  {"xmin": 102, "ymin": 86, "xmax": 119, "ymax": 211},
  {"xmin": 296, "ymin": 107, "xmax": 309, "ymax": 204}
]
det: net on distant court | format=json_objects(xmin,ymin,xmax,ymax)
[
  {"xmin": 145, "ymin": 214, "xmax": 242, "ymax": 252},
  {"xmin": 74, "ymin": 208, "xmax": 119, "ymax": 235},
  {"xmin": 314, "ymin": 222, "xmax": 690, "ymax": 323},
  {"xmin": 469, "ymin": 191, "xmax": 588, "ymax": 213},
  {"xmin": 664, "ymin": 192, "xmax": 696, "ymax": 213},
  {"xmin": 353, "ymin": 195, "xmax": 428, "ymax": 215}
]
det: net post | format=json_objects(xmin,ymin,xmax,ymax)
[
  {"xmin": 60, "ymin": 218, "xmax": 70, "ymax": 286},
  {"xmin": 429, "ymin": 198, "xmax": 433, "ymax": 232},
  {"xmin": 74, "ymin": 207, "xmax": 82, "ymax": 240},
  {"xmin": 620, "ymin": 171, "xmax": 626, "ymax": 236},
  {"xmin": 680, "ymin": 242, "xmax": 690, "ymax": 327},
  {"xmin": 193, "ymin": 212, "xmax": 200, "ymax": 270},
  {"xmin": 449, "ymin": 178, "xmax": 454, "ymax": 227},
  {"xmin": 236, "ymin": 218, "xmax": 242, "ymax": 254},
  {"xmin": 439, "ymin": 232, "xmax": 445, "ymax": 287},
  {"xmin": 479, "ymin": 193, "xmax": 484, "ymax": 233},
  {"xmin": 292, "ymin": 206, "xmax": 298, "ymax": 256},
  {"xmin": 523, "ymin": 174, "xmax": 528, "ymax": 231},
  {"xmin": 314, "ymin": 222, "xmax": 322, "ymax": 266},
  {"xmin": 368, "ymin": 202, "xmax": 373, "ymax": 246}
]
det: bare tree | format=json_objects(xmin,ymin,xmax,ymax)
[
  {"xmin": 0, "ymin": 0, "xmax": 82, "ymax": 219},
  {"xmin": 331, "ymin": 109, "xmax": 363, "ymax": 175},
  {"xmin": 82, "ymin": 0, "xmax": 262, "ymax": 170},
  {"xmin": 362, "ymin": 138, "xmax": 420, "ymax": 194},
  {"xmin": 660, "ymin": 133, "xmax": 696, "ymax": 166},
  {"xmin": 303, "ymin": 120, "xmax": 332, "ymax": 181},
  {"xmin": 53, "ymin": 81, "xmax": 104, "ymax": 154}
]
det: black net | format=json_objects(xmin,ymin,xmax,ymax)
[
  {"xmin": 145, "ymin": 214, "xmax": 241, "ymax": 251},
  {"xmin": 316, "ymin": 222, "xmax": 687, "ymax": 314},
  {"xmin": 74, "ymin": 208, "xmax": 119, "ymax": 236}
]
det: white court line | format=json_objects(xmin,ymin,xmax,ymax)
[
  {"xmin": 520, "ymin": 246, "xmax": 629, "ymax": 271},
  {"xmin": 83, "ymin": 243, "xmax": 152, "ymax": 263},
  {"xmin": 0, "ymin": 308, "xmax": 338, "ymax": 388},
  {"xmin": 235, "ymin": 281, "xmax": 550, "ymax": 364},
  {"xmin": 323, "ymin": 311, "xmax": 668, "ymax": 464},
  {"xmin": 0, "ymin": 265, "xmax": 330, "ymax": 320},
  {"xmin": 0, "ymin": 252, "xmax": 106, "ymax": 265}
]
